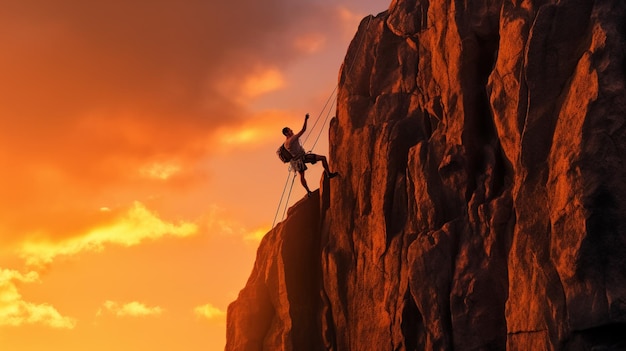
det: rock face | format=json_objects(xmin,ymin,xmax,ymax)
[
  {"xmin": 226, "ymin": 191, "xmax": 324, "ymax": 351},
  {"xmin": 227, "ymin": 1, "xmax": 626, "ymax": 350}
]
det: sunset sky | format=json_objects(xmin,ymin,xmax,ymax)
[{"xmin": 0, "ymin": 0, "xmax": 388, "ymax": 350}]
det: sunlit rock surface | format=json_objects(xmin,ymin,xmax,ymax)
[{"xmin": 227, "ymin": 0, "xmax": 626, "ymax": 350}]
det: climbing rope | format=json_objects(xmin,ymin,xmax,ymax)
[
  {"xmin": 281, "ymin": 173, "xmax": 297, "ymax": 221},
  {"xmin": 271, "ymin": 15, "xmax": 373, "ymax": 228},
  {"xmin": 272, "ymin": 171, "xmax": 297, "ymax": 229},
  {"xmin": 309, "ymin": 94, "xmax": 337, "ymax": 152},
  {"xmin": 302, "ymin": 85, "xmax": 337, "ymax": 148}
]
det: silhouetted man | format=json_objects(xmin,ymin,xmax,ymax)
[{"xmin": 282, "ymin": 113, "xmax": 338, "ymax": 196}]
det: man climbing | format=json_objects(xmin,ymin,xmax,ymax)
[{"xmin": 282, "ymin": 113, "xmax": 338, "ymax": 197}]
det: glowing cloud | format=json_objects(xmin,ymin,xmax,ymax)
[
  {"xmin": 139, "ymin": 162, "xmax": 181, "ymax": 180},
  {"xmin": 200, "ymin": 205, "xmax": 271, "ymax": 245},
  {"xmin": 20, "ymin": 202, "xmax": 198, "ymax": 266},
  {"xmin": 220, "ymin": 128, "xmax": 262, "ymax": 145},
  {"xmin": 216, "ymin": 110, "xmax": 292, "ymax": 149},
  {"xmin": 242, "ymin": 68, "xmax": 286, "ymax": 98},
  {"xmin": 243, "ymin": 227, "xmax": 270, "ymax": 243},
  {"xmin": 97, "ymin": 300, "xmax": 164, "ymax": 318},
  {"xmin": 0, "ymin": 269, "xmax": 76, "ymax": 329},
  {"xmin": 293, "ymin": 33, "xmax": 326, "ymax": 54},
  {"xmin": 194, "ymin": 303, "xmax": 225, "ymax": 321}
]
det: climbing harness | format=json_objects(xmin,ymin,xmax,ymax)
[{"xmin": 271, "ymin": 15, "xmax": 373, "ymax": 228}]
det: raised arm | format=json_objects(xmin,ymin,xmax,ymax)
[{"xmin": 294, "ymin": 113, "xmax": 309, "ymax": 138}]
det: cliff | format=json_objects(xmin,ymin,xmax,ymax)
[{"xmin": 226, "ymin": 1, "xmax": 626, "ymax": 350}]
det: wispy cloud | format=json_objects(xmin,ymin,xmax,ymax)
[
  {"xmin": 293, "ymin": 33, "xmax": 327, "ymax": 54},
  {"xmin": 139, "ymin": 161, "xmax": 182, "ymax": 180},
  {"xmin": 200, "ymin": 205, "xmax": 271, "ymax": 243},
  {"xmin": 20, "ymin": 201, "xmax": 198, "ymax": 266},
  {"xmin": 97, "ymin": 300, "xmax": 164, "ymax": 318},
  {"xmin": 242, "ymin": 67, "xmax": 286, "ymax": 98},
  {"xmin": 0, "ymin": 0, "xmax": 324, "ymax": 246},
  {"xmin": 215, "ymin": 110, "xmax": 294, "ymax": 150},
  {"xmin": 194, "ymin": 303, "xmax": 225, "ymax": 321},
  {"xmin": 243, "ymin": 227, "xmax": 271, "ymax": 243},
  {"xmin": 0, "ymin": 269, "xmax": 76, "ymax": 329}
]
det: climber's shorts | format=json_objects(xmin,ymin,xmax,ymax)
[{"xmin": 290, "ymin": 153, "xmax": 318, "ymax": 173}]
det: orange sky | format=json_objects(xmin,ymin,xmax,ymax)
[{"xmin": 0, "ymin": 1, "xmax": 388, "ymax": 349}]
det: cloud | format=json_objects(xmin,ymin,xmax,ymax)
[
  {"xmin": 194, "ymin": 303, "xmax": 226, "ymax": 321},
  {"xmin": 0, "ymin": 0, "xmax": 371, "ymax": 254},
  {"xmin": 243, "ymin": 227, "xmax": 271, "ymax": 243},
  {"xmin": 19, "ymin": 202, "xmax": 198, "ymax": 267},
  {"xmin": 200, "ymin": 204, "xmax": 269, "ymax": 238},
  {"xmin": 0, "ymin": 269, "xmax": 76, "ymax": 329},
  {"xmin": 97, "ymin": 300, "xmax": 163, "ymax": 318},
  {"xmin": 242, "ymin": 68, "xmax": 287, "ymax": 99},
  {"xmin": 216, "ymin": 65, "xmax": 288, "ymax": 107},
  {"xmin": 215, "ymin": 110, "xmax": 295, "ymax": 150},
  {"xmin": 139, "ymin": 161, "xmax": 182, "ymax": 180},
  {"xmin": 0, "ymin": 0, "xmax": 345, "ymax": 246},
  {"xmin": 200, "ymin": 205, "xmax": 244, "ymax": 236},
  {"xmin": 0, "ymin": 0, "xmax": 330, "ymax": 144},
  {"xmin": 194, "ymin": 204, "xmax": 270, "ymax": 244},
  {"xmin": 293, "ymin": 33, "xmax": 327, "ymax": 54}
]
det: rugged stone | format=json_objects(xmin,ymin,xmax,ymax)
[
  {"xmin": 226, "ymin": 191, "xmax": 323, "ymax": 351},
  {"xmin": 227, "ymin": 0, "xmax": 626, "ymax": 350}
]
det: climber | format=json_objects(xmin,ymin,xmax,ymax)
[{"xmin": 282, "ymin": 113, "xmax": 339, "ymax": 197}]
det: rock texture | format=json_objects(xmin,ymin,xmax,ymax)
[
  {"xmin": 227, "ymin": 0, "xmax": 626, "ymax": 350},
  {"xmin": 226, "ymin": 191, "xmax": 323, "ymax": 351}
]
